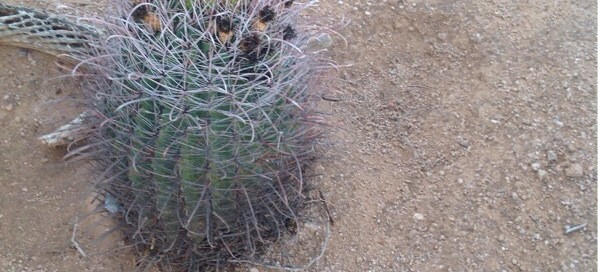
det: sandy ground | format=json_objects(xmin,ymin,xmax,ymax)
[{"xmin": 0, "ymin": 0, "xmax": 596, "ymax": 271}]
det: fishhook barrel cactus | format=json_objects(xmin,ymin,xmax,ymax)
[{"xmin": 1, "ymin": 0, "xmax": 334, "ymax": 270}]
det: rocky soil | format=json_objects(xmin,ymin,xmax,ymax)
[{"xmin": 1, "ymin": 0, "xmax": 596, "ymax": 271}]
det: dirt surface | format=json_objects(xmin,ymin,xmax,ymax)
[{"xmin": 1, "ymin": 0, "xmax": 596, "ymax": 271}]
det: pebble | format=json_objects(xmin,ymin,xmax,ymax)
[
  {"xmin": 309, "ymin": 33, "xmax": 332, "ymax": 49},
  {"xmin": 511, "ymin": 192, "xmax": 519, "ymax": 200},
  {"xmin": 249, "ymin": 268, "xmax": 259, "ymax": 272},
  {"xmin": 22, "ymin": 187, "xmax": 28, "ymax": 192},
  {"xmin": 518, "ymin": 228, "xmax": 526, "ymax": 235},
  {"xmin": 413, "ymin": 213, "xmax": 425, "ymax": 221},
  {"xmin": 456, "ymin": 137, "xmax": 470, "ymax": 148},
  {"xmin": 565, "ymin": 164, "xmax": 583, "ymax": 178},
  {"xmin": 437, "ymin": 33, "xmax": 448, "ymax": 41},
  {"xmin": 547, "ymin": 151, "xmax": 557, "ymax": 162},
  {"xmin": 567, "ymin": 144, "xmax": 576, "ymax": 152},
  {"xmin": 537, "ymin": 169, "xmax": 547, "ymax": 181}
]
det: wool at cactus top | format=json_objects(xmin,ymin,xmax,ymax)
[{"xmin": 67, "ymin": 0, "xmax": 331, "ymax": 271}]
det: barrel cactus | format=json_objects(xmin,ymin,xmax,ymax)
[{"xmin": 2, "ymin": 0, "xmax": 333, "ymax": 271}]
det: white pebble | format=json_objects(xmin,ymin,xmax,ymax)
[{"xmin": 413, "ymin": 213, "xmax": 425, "ymax": 221}]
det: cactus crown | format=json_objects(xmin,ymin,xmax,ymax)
[{"xmin": 71, "ymin": 0, "xmax": 330, "ymax": 270}]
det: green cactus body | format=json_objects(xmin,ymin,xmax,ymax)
[
  {"xmin": 152, "ymin": 116, "xmax": 184, "ymax": 244},
  {"xmin": 179, "ymin": 132, "xmax": 208, "ymax": 242},
  {"xmin": 73, "ymin": 0, "xmax": 328, "ymax": 270}
]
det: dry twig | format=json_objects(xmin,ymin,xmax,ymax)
[{"xmin": 71, "ymin": 216, "xmax": 88, "ymax": 257}]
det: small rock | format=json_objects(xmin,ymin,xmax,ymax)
[
  {"xmin": 567, "ymin": 144, "xmax": 576, "ymax": 152},
  {"xmin": 518, "ymin": 228, "xmax": 526, "ymax": 235},
  {"xmin": 407, "ymin": 229, "xmax": 418, "ymax": 239},
  {"xmin": 41, "ymin": 158, "xmax": 49, "ymax": 163},
  {"xmin": 0, "ymin": 214, "xmax": 3, "ymax": 219},
  {"xmin": 104, "ymin": 193, "xmax": 121, "ymax": 214},
  {"xmin": 547, "ymin": 151, "xmax": 557, "ymax": 162},
  {"xmin": 456, "ymin": 137, "xmax": 470, "ymax": 148},
  {"xmin": 22, "ymin": 187, "xmax": 28, "ymax": 192},
  {"xmin": 4, "ymin": 104, "xmax": 14, "ymax": 111},
  {"xmin": 308, "ymin": 33, "xmax": 332, "ymax": 49},
  {"xmin": 413, "ymin": 213, "xmax": 425, "ymax": 221},
  {"xmin": 249, "ymin": 268, "xmax": 260, "ymax": 272},
  {"xmin": 511, "ymin": 192, "xmax": 519, "ymax": 200},
  {"xmin": 531, "ymin": 162, "xmax": 541, "ymax": 171},
  {"xmin": 565, "ymin": 164, "xmax": 583, "ymax": 178},
  {"xmin": 537, "ymin": 169, "xmax": 547, "ymax": 181},
  {"xmin": 568, "ymin": 157, "xmax": 577, "ymax": 163},
  {"xmin": 437, "ymin": 33, "xmax": 448, "ymax": 41}
]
